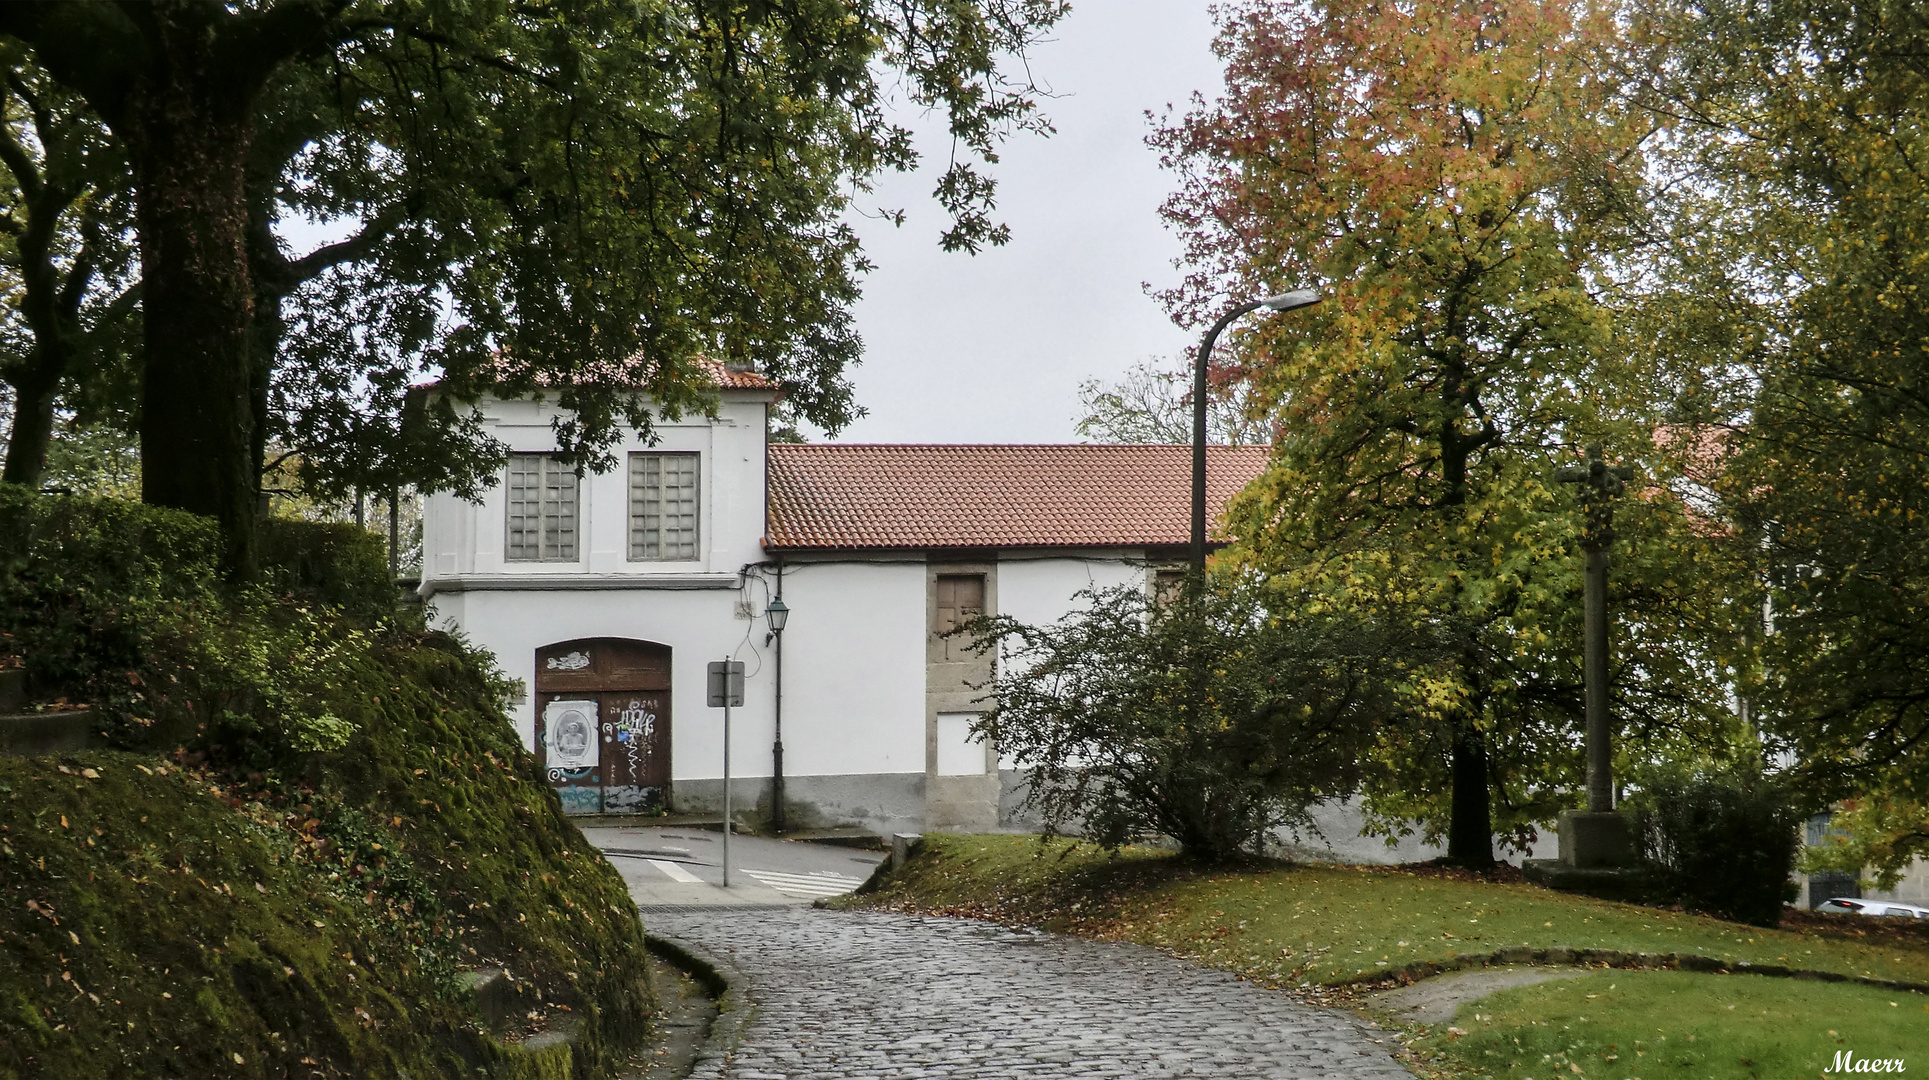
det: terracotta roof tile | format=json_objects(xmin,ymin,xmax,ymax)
[
  {"xmin": 765, "ymin": 444, "xmax": 1270, "ymax": 550},
  {"xmin": 430, "ymin": 352, "xmax": 775, "ymax": 389},
  {"xmin": 697, "ymin": 357, "xmax": 777, "ymax": 391}
]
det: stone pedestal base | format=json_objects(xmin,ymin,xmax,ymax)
[
  {"xmin": 1521, "ymin": 860, "xmax": 1653, "ymax": 902},
  {"xmin": 1523, "ymin": 809, "xmax": 1649, "ymax": 902},
  {"xmin": 1557, "ymin": 809, "xmax": 1639, "ymax": 868}
]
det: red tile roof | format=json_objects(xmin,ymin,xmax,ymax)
[
  {"xmin": 765, "ymin": 444, "xmax": 1271, "ymax": 551},
  {"xmin": 413, "ymin": 355, "xmax": 774, "ymax": 394},
  {"xmin": 697, "ymin": 357, "xmax": 777, "ymax": 391}
]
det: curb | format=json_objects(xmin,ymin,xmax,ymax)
[
  {"xmin": 1336, "ymin": 945, "xmax": 1929, "ymax": 997},
  {"xmin": 646, "ymin": 933, "xmax": 756, "ymax": 1077}
]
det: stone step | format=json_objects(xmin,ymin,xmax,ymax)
[
  {"xmin": 0, "ymin": 668, "xmax": 24, "ymax": 714},
  {"xmin": 0, "ymin": 709, "xmax": 101, "ymax": 756},
  {"xmin": 458, "ymin": 967, "xmax": 538, "ymax": 1032}
]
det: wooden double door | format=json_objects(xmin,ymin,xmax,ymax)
[{"xmin": 534, "ymin": 638, "xmax": 672, "ymax": 815}]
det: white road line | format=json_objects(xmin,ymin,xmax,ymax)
[
  {"xmin": 646, "ymin": 859, "xmax": 705, "ymax": 884},
  {"xmin": 741, "ymin": 868, "xmax": 865, "ymax": 897}
]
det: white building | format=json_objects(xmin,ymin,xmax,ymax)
[{"xmin": 420, "ymin": 367, "xmax": 1265, "ymax": 835}]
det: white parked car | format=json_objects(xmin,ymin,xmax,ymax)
[{"xmin": 1816, "ymin": 897, "xmax": 1929, "ymax": 918}]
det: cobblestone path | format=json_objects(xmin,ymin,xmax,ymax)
[{"xmin": 647, "ymin": 906, "xmax": 1413, "ymax": 1079}]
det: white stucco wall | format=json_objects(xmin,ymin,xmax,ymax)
[
  {"xmin": 420, "ymin": 391, "xmax": 1250, "ymax": 829},
  {"xmin": 771, "ymin": 558, "xmax": 929, "ymax": 777},
  {"xmin": 993, "ymin": 552, "xmax": 1146, "ymax": 630},
  {"xmin": 421, "ymin": 387, "xmax": 781, "ymax": 785},
  {"xmin": 427, "ymin": 584, "xmax": 780, "ymax": 783},
  {"xmin": 430, "ymin": 558, "xmax": 933, "ymax": 785},
  {"xmin": 421, "ymin": 390, "xmax": 771, "ymax": 583}
]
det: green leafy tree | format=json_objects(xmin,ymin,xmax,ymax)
[
  {"xmin": 972, "ymin": 582, "xmax": 1415, "ymax": 863},
  {"xmin": 1155, "ymin": 0, "xmax": 1740, "ymax": 863},
  {"xmin": 0, "ymin": 0, "xmax": 1066, "ymax": 578},
  {"xmin": 0, "ymin": 55, "xmax": 138, "ymax": 489},
  {"xmin": 1636, "ymin": 0, "xmax": 1929, "ymax": 879}
]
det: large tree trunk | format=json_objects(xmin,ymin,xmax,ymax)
[
  {"xmin": 1438, "ymin": 354, "xmax": 1495, "ymax": 866},
  {"xmin": 124, "ymin": 18, "xmax": 260, "ymax": 580},
  {"xmin": 1, "ymin": 371, "xmax": 58, "ymax": 488},
  {"xmin": 1446, "ymin": 717, "xmax": 1495, "ymax": 865}
]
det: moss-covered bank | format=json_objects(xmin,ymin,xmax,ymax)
[{"xmin": 0, "ymin": 489, "xmax": 653, "ymax": 1078}]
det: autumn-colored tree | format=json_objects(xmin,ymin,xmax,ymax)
[
  {"xmin": 1157, "ymin": 0, "xmax": 1740, "ymax": 863},
  {"xmin": 1635, "ymin": 0, "xmax": 1929, "ymax": 880}
]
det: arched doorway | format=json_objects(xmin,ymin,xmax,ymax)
[{"xmin": 534, "ymin": 638, "xmax": 671, "ymax": 815}]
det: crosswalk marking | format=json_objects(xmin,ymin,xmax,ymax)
[
  {"xmin": 646, "ymin": 858, "xmax": 704, "ymax": 883},
  {"xmin": 741, "ymin": 868, "xmax": 866, "ymax": 898}
]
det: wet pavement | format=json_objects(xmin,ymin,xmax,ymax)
[
  {"xmin": 648, "ymin": 906, "xmax": 1413, "ymax": 1079},
  {"xmin": 582, "ymin": 823, "xmax": 885, "ymax": 907}
]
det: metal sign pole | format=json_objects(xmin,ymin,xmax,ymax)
[{"xmin": 706, "ymin": 658, "xmax": 745, "ymax": 890}]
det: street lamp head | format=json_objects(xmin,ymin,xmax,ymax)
[
  {"xmin": 765, "ymin": 596, "xmax": 789, "ymax": 634},
  {"xmin": 1260, "ymin": 289, "xmax": 1321, "ymax": 312}
]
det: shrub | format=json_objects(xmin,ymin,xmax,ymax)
[
  {"xmin": 0, "ymin": 485, "xmax": 654, "ymax": 1074},
  {"xmin": 259, "ymin": 517, "xmax": 395, "ymax": 622},
  {"xmin": 971, "ymin": 582, "xmax": 1417, "ymax": 862},
  {"xmin": 1634, "ymin": 772, "xmax": 1803, "ymax": 926},
  {"xmin": 0, "ymin": 488, "xmax": 395, "ymax": 750},
  {"xmin": 0, "ymin": 483, "xmax": 219, "ymax": 703}
]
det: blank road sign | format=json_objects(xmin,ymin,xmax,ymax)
[{"xmin": 706, "ymin": 661, "xmax": 744, "ymax": 707}]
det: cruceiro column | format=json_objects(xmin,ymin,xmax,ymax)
[{"xmin": 1552, "ymin": 444, "xmax": 1638, "ymax": 869}]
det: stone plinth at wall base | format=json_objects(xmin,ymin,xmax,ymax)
[
  {"xmin": 1557, "ymin": 809, "xmax": 1639, "ymax": 868},
  {"xmin": 1522, "ymin": 859, "xmax": 1654, "ymax": 902},
  {"xmin": 0, "ymin": 669, "xmax": 25, "ymax": 713},
  {"xmin": 0, "ymin": 710, "xmax": 100, "ymax": 756},
  {"xmin": 891, "ymin": 832, "xmax": 924, "ymax": 872}
]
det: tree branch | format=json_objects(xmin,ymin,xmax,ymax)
[
  {"xmin": 215, "ymin": 0, "xmax": 360, "ymax": 101},
  {"xmin": 285, "ymin": 203, "xmax": 406, "ymax": 286},
  {"xmin": 0, "ymin": 2, "xmax": 144, "ymax": 129}
]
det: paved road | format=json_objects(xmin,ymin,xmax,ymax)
[
  {"xmin": 582, "ymin": 824, "xmax": 885, "ymax": 906},
  {"xmin": 648, "ymin": 907, "xmax": 1414, "ymax": 1079}
]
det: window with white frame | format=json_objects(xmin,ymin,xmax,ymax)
[
  {"xmin": 629, "ymin": 452, "xmax": 700, "ymax": 561},
  {"xmin": 505, "ymin": 454, "xmax": 579, "ymax": 561}
]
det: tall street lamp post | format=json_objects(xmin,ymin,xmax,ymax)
[
  {"xmin": 765, "ymin": 591, "xmax": 789, "ymax": 833},
  {"xmin": 1190, "ymin": 289, "xmax": 1322, "ymax": 580}
]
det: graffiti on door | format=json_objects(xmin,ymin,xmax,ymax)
[
  {"xmin": 535, "ymin": 640, "xmax": 672, "ymax": 815},
  {"xmin": 602, "ymin": 696, "xmax": 661, "ymax": 813}
]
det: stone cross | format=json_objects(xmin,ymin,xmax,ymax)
[{"xmin": 1556, "ymin": 444, "xmax": 1634, "ymax": 814}]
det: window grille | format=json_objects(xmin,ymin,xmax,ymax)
[
  {"xmin": 505, "ymin": 454, "xmax": 579, "ymax": 561},
  {"xmin": 629, "ymin": 453, "xmax": 700, "ymax": 560}
]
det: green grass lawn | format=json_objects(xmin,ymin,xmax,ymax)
[
  {"xmin": 852, "ymin": 833, "xmax": 1929, "ymax": 988},
  {"xmin": 1409, "ymin": 969, "xmax": 1928, "ymax": 1080},
  {"xmin": 843, "ymin": 833, "xmax": 1929, "ymax": 1079}
]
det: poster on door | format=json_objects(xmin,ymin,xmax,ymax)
[{"xmin": 543, "ymin": 699, "xmax": 600, "ymax": 771}]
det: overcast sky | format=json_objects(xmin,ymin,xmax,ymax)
[
  {"xmin": 264, "ymin": 4, "xmax": 1228, "ymax": 448},
  {"xmin": 817, "ymin": 1, "xmax": 1227, "ymax": 445}
]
